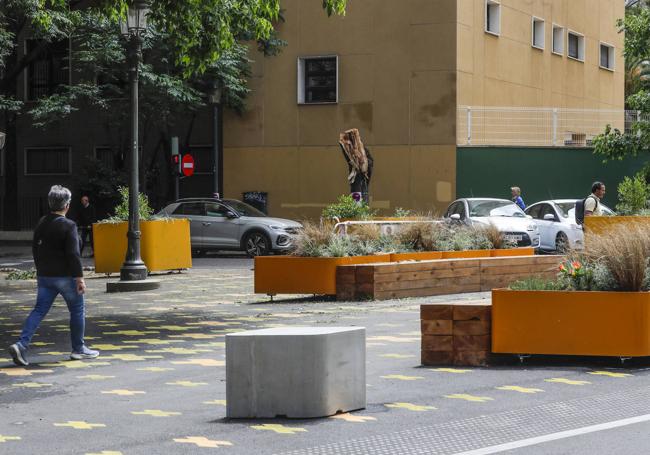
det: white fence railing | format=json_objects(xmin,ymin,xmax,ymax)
[{"xmin": 457, "ymin": 106, "xmax": 644, "ymax": 147}]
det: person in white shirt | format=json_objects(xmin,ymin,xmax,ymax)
[{"xmin": 584, "ymin": 182, "xmax": 606, "ymax": 217}]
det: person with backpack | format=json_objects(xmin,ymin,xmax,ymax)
[
  {"xmin": 575, "ymin": 182, "xmax": 606, "ymax": 225},
  {"xmin": 8, "ymin": 185, "xmax": 99, "ymax": 366}
]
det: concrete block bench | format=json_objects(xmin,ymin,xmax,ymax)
[{"xmin": 226, "ymin": 327, "xmax": 365, "ymax": 418}]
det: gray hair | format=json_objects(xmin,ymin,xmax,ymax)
[{"xmin": 48, "ymin": 185, "xmax": 72, "ymax": 211}]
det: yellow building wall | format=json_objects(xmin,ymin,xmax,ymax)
[
  {"xmin": 457, "ymin": 0, "xmax": 625, "ymax": 109},
  {"xmin": 223, "ymin": 0, "xmax": 459, "ymax": 219}
]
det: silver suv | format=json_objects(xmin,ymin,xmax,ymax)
[{"xmin": 159, "ymin": 198, "xmax": 302, "ymax": 257}]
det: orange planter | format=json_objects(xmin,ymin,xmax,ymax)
[
  {"xmin": 390, "ymin": 252, "xmax": 443, "ymax": 262},
  {"xmin": 441, "ymin": 250, "xmax": 492, "ymax": 259},
  {"xmin": 490, "ymin": 248, "xmax": 535, "ymax": 257},
  {"xmin": 254, "ymin": 255, "xmax": 391, "ymax": 296},
  {"xmin": 492, "ymin": 289, "xmax": 650, "ymax": 357}
]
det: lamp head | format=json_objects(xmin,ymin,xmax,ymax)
[{"xmin": 120, "ymin": 0, "xmax": 150, "ymax": 36}]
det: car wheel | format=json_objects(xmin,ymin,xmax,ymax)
[
  {"xmin": 555, "ymin": 232, "xmax": 569, "ymax": 253},
  {"xmin": 244, "ymin": 231, "xmax": 271, "ymax": 257}
]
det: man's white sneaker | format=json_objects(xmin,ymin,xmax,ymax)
[{"xmin": 70, "ymin": 346, "xmax": 100, "ymax": 360}]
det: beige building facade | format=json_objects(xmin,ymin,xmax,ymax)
[{"xmin": 222, "ymin": 0, "xmax": 625, "ymax": 219}]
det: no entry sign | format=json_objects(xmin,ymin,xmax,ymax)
[{"xmin": 182, "ymin": 154, "xmax": 195, "ymax": 177}]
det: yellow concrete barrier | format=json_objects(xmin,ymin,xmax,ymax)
[
  {"xmin": 93, "ymin": 219, "xmax": 192, "ymax": 274},
  {"xmin": 584, "ymin": 216, "xmax": 650, "ymax": 236}
]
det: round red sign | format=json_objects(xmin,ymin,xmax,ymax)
[{"xmin": 181, "ymin": 154, "xmax": 195, "ymax": 177}]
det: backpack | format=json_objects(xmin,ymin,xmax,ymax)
[{"xmin": 575, "ymin": 196, "xmax": 598, "ymax": 225}]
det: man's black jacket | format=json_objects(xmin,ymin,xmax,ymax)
[{"xmin": 32, "ymin": 214, "xmax": 83, "ymax": 278}]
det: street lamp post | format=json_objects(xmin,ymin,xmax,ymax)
[
  {"xmin": 108, "ymin": 0, "xmax": 159, "ymax": 292},
  {"xmin": 209, "ymin": 82, "xmax": 222, "ymax": 199}
]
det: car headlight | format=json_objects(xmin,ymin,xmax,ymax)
[{"xmin": 270, "ymin": 225, "xmax": 286, "ymax": 230}]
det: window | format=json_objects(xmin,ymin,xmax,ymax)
[
  {"xmin": 485, "ymin": 0, "xmax": 501, "ymax": 36},
  {"xmin": 552, "ymin": 25, "xmax": 565, "ymax": 55},
  {"xmin": 25, "ymin": 147, "xmax": 71, "ymax": 175},
  {"xmin": 297, "ymin": 56, "xmax": 338, "ymax": 104},
  {"xmin": 532, "ymin": 17, "xmax": 545, "ymax": 50},
  {"xmin": 25, "ymin": 39, "xmax": 70, "ymax": 101},
  {"xmin": 526, "ymin": 205, "xmax": 542, "ymax": 220},
  {"xmin": 205, "ymin": 203, "xmax": 229, "ymax": 218},
  {"xmin": 173, "ymin": 202, "xmax": 205, "ymax": 216},
  {"xmin": 94, "ymin": 146, "xmax": 120, "ymax": 170},
  {"xmin": 600, "ymin": 43, "xmax": 615, "ymax": 71},
  {"xmin": 567, "ymin": 31, "xmax": 585, "ymax": 61}
]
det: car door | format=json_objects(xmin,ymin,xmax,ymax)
[
  {"xmin": 537, "ymin": 204, "xmax": 559, "ymax": 250},
  {"xmin": 202, "ymin": 202, "xmax": 241, "ymax": 248},
  {"xmin": 171, "ymin": 202, "xmax": 206, "ymax": 247},
  {"xmin": 525, "ymin": 205, "xmax": 547, "ymax": 248}
]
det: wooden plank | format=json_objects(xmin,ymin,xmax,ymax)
[
  {"xmin": 478, "ymin": 256, "xmax": 563, "ymax": 268},
  {"xmin": 373, "ymin": 267, "xmax": 477, "ymax": 283},
  {"xmin": 480, "ymin": 264, "xmax": 559, "ymax": 276},
  {"xmin": 375, "ymin": 283, "xmax": 482, "ymax": 300},
  {"xmin": 421, "ymin": 320, "xmax": 453, "ymax": 335},
  {"xmin": 374, "ymin": 275, "xmax": 481, "ymax": 292},
  {"xmin": 335, "ymin": 267, "xmax": 356, "ymax": 285},
  {"xmin": 453, "ymin": 320, "xmax": 491, "ymax": 336},
  {"xmin": 421, "ymin": 350, "xmax": 454, "ymax": 366},
  {"xmin": 421, "ymin": 305, "xmax": 453, "ymax": 320},
  {"xmin": 422, "ymin": 335, "xmax": 452, "ymax": 352},
  {"xmin": 454, "ymin": 335, "xmax": 491, "ymax": 351},
  {"xmin": 355, "ymin": 267, "xmax": 376, "ymax": 284},
  {"xmin": 373, "ymin": 259, "xmax": 480, "ymax": 274},
  {"xmin": 453, "ymin": 305, "xmax": 491, "ymax": 322},
  {"xmin": 453, "ymin": 351, "xmax": 489, "ymax": 367}
]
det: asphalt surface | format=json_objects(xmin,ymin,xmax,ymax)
[{"xmin": 1, "ymin": 249, "xmax": 650, "ymax": 454}]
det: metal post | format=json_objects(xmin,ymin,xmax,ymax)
[
  {"xmin": 212, "ymin": 100, "xmax": 219, "ymax": 198},
  {"xmin": 467, "ymin": 107, "xmax": 472, "ymax": 145},
  {"xmin": 552, "ymin": 108, "xmax": 558, "ymax": 146},
  {"xmin": 119, "ymin": 33, "xmax": 147, "ymax": 282},
  {"xmin": 171, "ymin": 136, "xmax": 180, "ymax": 201}
]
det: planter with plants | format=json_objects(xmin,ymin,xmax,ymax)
[
  {"xmin": 93, "ymin": 188, "xmax": 192, "ymax": 274},
  {"xmin": 255, "ymin": 221, "xmax": 535, "ymax": 297},
  {"xmin": 493, "ymin": 223, "xmax": 650, "ymax": 358}
]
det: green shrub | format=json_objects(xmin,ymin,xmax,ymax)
[
  {"xmin": 393, "ymin": 207, "xmax": 412, "ymax": 218},
  {"xmin": 6, "ymin": 269, "xmax": 37, "ymax": 280},
  {"xmin": 102, "ymin": 186, "xmax": 155, "ymax": 223},
  {"xmin": 616, "ymin": 173, "xmax": 650, "ymax": 215},
  {"xmin": 322, "ymin": 195, "xmax": 375, "ymax": 220}
]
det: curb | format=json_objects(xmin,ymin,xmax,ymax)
[{"xmin": 0, "ymin": 279, "xmax": 36, "ymax": 291}]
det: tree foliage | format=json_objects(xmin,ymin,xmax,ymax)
[{"xmin": 594, "ymin": 2, "xmax": 650, "ymax": 162}]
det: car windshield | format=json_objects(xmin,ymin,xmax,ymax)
[
  {"xmin": 468, "ymin": 200, "xmax": 526, "ymax": 218},
  {"xmin": 223, "ymin": 200, "xmax": 266, "ymax": 217}
]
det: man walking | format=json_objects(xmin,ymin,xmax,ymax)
[
  {"xmin": 78, "ymin": 195, "xmax": 96, "ymax": 257},
  {"xmin": 9, "ymin": 185, "xmax": 99, "ymax": 366},
  {"xmin": 584, "ymin": 182, "xmax": 606, "ymax": 217}
]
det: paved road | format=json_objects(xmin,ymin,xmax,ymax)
[{"xmin": 1, "ymin": 253, "xmax": 649, "ymax": 454}]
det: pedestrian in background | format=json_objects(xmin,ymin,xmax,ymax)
[
  {"xmin": 8, "ymin": 185, "xmax": 99, "ymax": 366},
  {"xmin": 511, "ymin": 186, "xmax": 526, "ymax": 211},
  {"xmin": 77, "ymin": 195, "xmax": 96, "ymax": 257}
]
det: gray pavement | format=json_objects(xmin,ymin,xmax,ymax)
[{"xmin": 1, "ymin": 253, "xmax": 650, "ymax": 454}]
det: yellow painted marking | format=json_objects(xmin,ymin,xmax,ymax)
[
  {"xmin": 166, "ymin": 380, "xmax": 208, "ymax": 387},
  {"xmin": 385, "ymin": 402, "xmax": 437, "ymax": 412},
  {"xmin": 146, "ymin": 347, "xmax": 211, "ymax": 355},
  {"xmin": 194, "ymin": 342, "xmax": 226, "ymax": 348},
  {"xmin": 203, "ymin": 399, "xmax": 226, "ymax": 406},
  {"xmin": 103, "ymin": 354, "xmax": 163, "ymax": 362},
  {"xmin": 169, "ymin": 333, "xmax": 222, "ymax": 339},
  {"xmin": 76, "ymin": 375, "xmax": 115, "ymax": 380},
  {"xmin": 366, "ymin": 343, "xmax": 387, "ymax": 347},
  {"xmin": 398, "ymin": 331, "xmax": 422, "ymax": 336},
  {"xmin": 588, "ymin": 371, "xmax": 632, "ymax": 378},
  {"xmin": 431, "ymin": 368, "xmax": 472, "ymax": 374},
  {"xmin": 54, "ymin": 421, "xmax": 106, "ymax": 430},
  {"xmin": 102, "ymin": 330, "xmax": 159, "ymax": 336},
  {"xmin": 131, "ymin": 409, "xmax": 182, "ymax": 417},
  {"xmin": 379, "ymin": 354, "xmax": 416, "ymax": 359},
  {"xmin": 173, "ymin": 436, "xmax": 233, "ymax": 448},
  {"xmin": 145, "ymin": 325, "xmax": 192, "ymax": 331},
  {"xmin": 41, "ymin": 351, "xmax": 67, "ymax": 356},
  {"xmin": 0, "ymin": 368, "xmax": 53, "ymax": 377},
  {"xmin": 91, "ymin": 344, "xmax": 138, "ymax": 351},
  {"xmin": 330, "ymin": 413, "xmax": 377, "ymax": 423},
  {"xmin": 250, "ymin": 424, "xmax": 307, "ymax": 435},
  {"xmin": 367, "ymin": 336, "xmax": 420, "ymax": 343},
  {"xmin": 380, "ymin": 375, "xmax": 423, "ymax": 381},
  {"xmin": 137, "ymin": 367, "xmax": 175, "ymax": 372},
  {"xmin": 101, "ymin": 389, "xmax": 145, "ymax": 396},
  {"xmin": 86, "ymin": 451, "xmax": 123, "ymax": 455},
  {"xmin": 12, "ymin": 382, "xmax": 52, "ymax": 388},
  {"xmin": 127, "ymin": 339, "xmax": 184, "ymax": 345},
  {"xmin": 171, "ymin": 358, "xmax": 225, "ymax": 367},
  {"xmin": 545, "ymin": 378, "xmax": 591, "ymax": 386},
  {"xmin": 496, "ymin": 386, "xmax": 544, "ymax": 394},
  {"xmin": 445, "ymin": 394, "xmax": 494, "ymax": 403},
  {"xmin": 0, "ymin": 435, "xmax": 21, "ymax": 442},
  {"xmin": 42, "ymin": 361, "xmax": 111, "ymax": 369}
]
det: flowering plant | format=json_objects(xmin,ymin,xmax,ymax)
[{"xmin": 558, "ymin": 260, "xmax": 592, "ymax": 290}]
